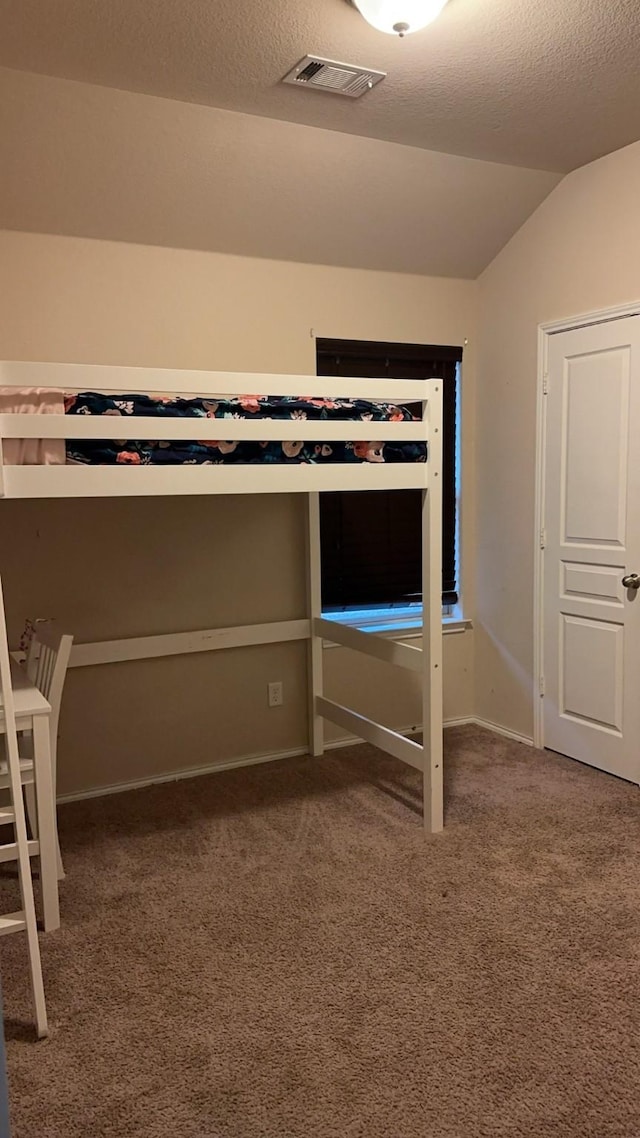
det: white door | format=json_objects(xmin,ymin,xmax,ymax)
[{"xmin": 543, "ymin": 315, "xmax": 640, "ymax": 782}]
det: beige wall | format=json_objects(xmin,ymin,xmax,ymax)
[
  {"xmin": 476, "ymin": 139, "xmax": 640, "ymax": 737},
  {"xmin": 0, "ymin": 230, "xmax": 476, "ymax": 795},
  {"xmin": 0, "ymin": 66, "xmax": 560, "ymax": 280}
]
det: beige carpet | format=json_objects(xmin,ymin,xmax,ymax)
[{"xmin": 1, "ymin": 725, "xmax": 639, "ymax": 1138}]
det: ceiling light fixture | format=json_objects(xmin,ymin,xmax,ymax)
[{"xmin": 352, "ymin": 0, "xmax": 449, "ymax": 37}]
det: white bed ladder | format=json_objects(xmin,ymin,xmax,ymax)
[{"xmin": 0, "ymin": 573, "xmax": 48, "ymax": 1038}]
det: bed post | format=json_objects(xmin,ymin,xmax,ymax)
[
  {"xmin": 306, "ymin": 492, "xmax": 324, "ymax": 756},
  {"xmin": 422, "ymin": 382, "xmax": 444, "ymax": 833}
]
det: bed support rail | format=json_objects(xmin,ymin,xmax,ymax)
[
  {"xmin": 316, "ymin": 697, "xmax": 423, "ymax": 772},
  {"xmin": 314, "ymin": 617, "xmax": 422, "ymax": 672}
]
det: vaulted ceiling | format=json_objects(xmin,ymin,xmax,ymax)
[
  {"xmin": 2, "ymin": 0, "xmax": 639, "ymax": 171},
  {"xmin": 0, "ymin": 67, "xmax": 560, "ymax": 278},
  {"xmin": 1, "ymin": 0, "xmax": 639, "ymax": 277}
]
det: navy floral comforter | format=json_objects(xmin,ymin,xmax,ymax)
[{"xmin": 64, "ymin": 392, "xmax": 427, "ymax": 466}]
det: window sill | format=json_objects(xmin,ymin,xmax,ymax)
[{"xmin": 321, "ymin": 605, "xmax": 472, "ymax": 646}]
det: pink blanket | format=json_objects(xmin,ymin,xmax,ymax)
[{"xmin": 0, "ymin": 388, "xmax": 66, "ymax": 465}]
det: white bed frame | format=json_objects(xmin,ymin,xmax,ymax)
[{"xmin": 0, "ymin": 360, "xmax": 444, "ymax": 833}]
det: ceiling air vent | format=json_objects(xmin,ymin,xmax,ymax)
[{"xmin": 282, "ymin": 56, "xmax": 385, "ymax": 98}]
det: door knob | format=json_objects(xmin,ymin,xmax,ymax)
[{"xmin": 622, "ymin": 573, "xmax": 640, "ymax": 590}]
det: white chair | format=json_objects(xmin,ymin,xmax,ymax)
[
  {"xmin": 24, "ymin": 621, "xmax": 73, "ymax": 878},
  {"xmin": 0, "ymin": 621, "xmax": 73, "ymax": 932}
]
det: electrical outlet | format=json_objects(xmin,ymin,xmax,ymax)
[{"xmin": 268, "ymin": 681, "xmax": 284, "ymax": 708}]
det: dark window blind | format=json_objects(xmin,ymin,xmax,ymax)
[{"xmin": 316, "ymin": 338, "xmax": 462, "ymax": 608}]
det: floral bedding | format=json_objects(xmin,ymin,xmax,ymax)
[{"xmin": 64, "ymin": 392, "xmax": 427, "ymax": 466}]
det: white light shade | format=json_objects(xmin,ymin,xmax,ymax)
[{"xmin": 353, "ymin": 0, "xmax": 449, "ymax": 36}]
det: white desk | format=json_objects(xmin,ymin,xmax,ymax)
[
  {"xmin": 0, "ymin": 658, "xmax": 58, "ymax": 930},
  {"xmin": 0, "ymin": 657, "xmax": 51, "ymax": 726}
]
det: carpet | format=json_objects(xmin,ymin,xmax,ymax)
[{"xmin": 1, "ymin": 725, "xmax": 639, "ymax": 1138}]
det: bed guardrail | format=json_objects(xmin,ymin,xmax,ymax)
[
  {"xmin": 0, "ymin": 361, "xmax": 439, "ymax": 499},
  {"xmin": 0, "ymin": 360, "xmax": 433, "ymax": 402}
]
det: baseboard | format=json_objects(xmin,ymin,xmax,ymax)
[
  {"xmin": 56, "ymin": 745, "xmax": 307, "ymax": 804},
  {"xmin": 57, "ymin": 715, "xmax": 528, "ymax": 805},
  {"xmin": 471, "ymin": 717, "xmax": 534, "ymax": 747}
]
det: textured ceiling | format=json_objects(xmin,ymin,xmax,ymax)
[
  {"xmin": 1, "ymin": 0, "xmax": 640, "ymax": 172},
  {"xmin": 0, "ymin": 68, "xmax": 560, "ymax": 278}
]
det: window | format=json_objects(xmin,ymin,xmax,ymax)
[{"xmin": 316, "ymin": 338, "xmax": 462, "ymax": 614}]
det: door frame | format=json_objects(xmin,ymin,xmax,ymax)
[{"xmin": 533, "ymin": 299, "xmax": 640, "ymax": 749}]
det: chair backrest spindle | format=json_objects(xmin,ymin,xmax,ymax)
[{"xmin": 25, "ymin": 622, "xmax": 74, "ymax": 747}]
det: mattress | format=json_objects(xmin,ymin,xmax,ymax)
[{"xmin": 63, "ymin": 392, "xmax": 427, "ymax": 466}]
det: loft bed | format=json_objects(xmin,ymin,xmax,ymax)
[{"xmin": 0, "ymin": 360, "xmax": 444, "ymax": 834}]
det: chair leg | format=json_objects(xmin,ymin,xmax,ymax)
[
  {"xmin": 22, "ymin": 717, "xmax": 65, "ymax": 880},
  {"xmin": 55, "ymin": 835, "xmax": 65, "ymax": 882},
  {"xmin": 33, "ymin": 718, "xmax": 60, "ymax": 933},
  {"xmin": 20, "ymin": 734, "xmax": 44, "ymax": 855},
  {"xmin": 49, "ymin": 738, "xmax": 65, "ymax": 881},
  {"xmin": 25, "ymin": 781, "xmax": 38, "ymax": 841}
]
